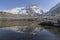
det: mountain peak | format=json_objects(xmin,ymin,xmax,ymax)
[{"xmin": 2, "ymin": 4, "xmax": 43, "ymax": 16}]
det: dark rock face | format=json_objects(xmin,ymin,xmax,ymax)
[
  {"xmin": 0, "ymin": 29, "xmax": 59, "ymax": 40},
  {"xmin": 39, "ymin": 21, "xmax": 60, "ymax": 27},
  {"xmin": 39, "ymin": 21, "xmax": 53, "ymax": 26}
]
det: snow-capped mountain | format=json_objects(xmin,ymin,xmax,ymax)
[
  {"xmin": 3, "ymin": 7, "xmax": 25, "ymax": 14},
  {"xmin": 45, "ymin": 2, "xmax": 60, "ymax": 15},
  {"xmin": 3, "ymin": 4, "xmax": 43, "ymax": 16}
]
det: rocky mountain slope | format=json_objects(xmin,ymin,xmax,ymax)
[{"xmin": 45, "ymin": 2, "xmax": 60, "ymax": 15}]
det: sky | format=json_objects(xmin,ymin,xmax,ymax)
[{"xmin": 0, "ymin": 0, "xmax": 60, "ymax": 11}]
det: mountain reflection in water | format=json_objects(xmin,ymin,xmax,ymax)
[{"xmin": 0, "ymin": 26, "xmax": 59, "ymax": 40}]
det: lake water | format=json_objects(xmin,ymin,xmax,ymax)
[{"xmin": 0, "ymin": 21, "xmax": 59, "ymax": 40}]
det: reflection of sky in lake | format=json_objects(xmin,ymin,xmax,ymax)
[{"xmin": 0, "ymin": 27, "xmax": 59, "ymax": 40}]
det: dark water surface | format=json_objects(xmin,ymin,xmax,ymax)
[
  {"xmin": 0, "ymin": 28, "xmax": 59, "ymax": 40},
  {"xmin": 0, "ymin": 21, "xmax": 59, "ymax": 40}
]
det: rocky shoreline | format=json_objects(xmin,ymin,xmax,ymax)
[{"xmin": 38, "ymin": 20, "xmax": 60, "ymax": 27}]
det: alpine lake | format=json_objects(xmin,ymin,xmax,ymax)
[{"xmin": 0, "ymin": 20, "xmax": 59, "ymax": 40}]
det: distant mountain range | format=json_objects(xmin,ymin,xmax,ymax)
[
  {"xmin": 1, "ymin": 4, "xmax": 43, "ymax": 17},
  {"xmin": 0, "ymin": 3, "xmax": 60, "ymax": 17}
]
